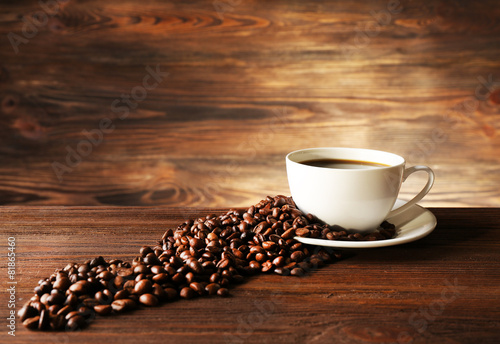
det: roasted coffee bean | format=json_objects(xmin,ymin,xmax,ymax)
[
  {"xmin": 290, "ymin": 267, "xmax": 305, "ymax": 277},
  {"xmin": 53, "ymin": 277, "xmax": 71, "ymax": 291},
  {"xmin": 98, "ymin": 270, "xmax": 114, "ymax": 281},
  {"xmin": 152, "ymin": 283, "xmax": 167, "ymax": 301},
  {"xmin": 31, "ymin": 301, "xmax": 45, "ymax": 313},
  {"xmin": 209, "ymin": 273, "xmax": 220, "ymax": 284},
  {"xmin": 111, "ymin": 299, "xmax": 137, "ymax": 313},
  {"xmin": 68, "ymin": 280, "xmax": 90, "ymax": 295},
  {"xmin": 179, "ymin": 287, "xmax": 195, "ymax": 299},
  {"xmin": 57, "ymin": 305, "xmax": 72, "ymax": 317},
  {"xmin": 46, "ymin": 292, "xmax": 65, "ymax": 306},
  {"xmin": 65, "ymin": 311, "xmax": 81, "ymax": 321},
  {"xmin": 164, "ymin": 287, "xmax": 178, "ymax": 301},
  {"xmin": 23, "ymin": 316, "xmax": 40, "ymax": 330},
  {"xmin": 188, "ymin": 260, "xmax": 203, "ymax": 274},
  {"xmin": 94, "ymin": 304, "xmax": 112, "ymax": 316},
  {"xmin": 114, "ymin": 290, "xmax": 130, "ymax": 300},
  {"xmin": 140, "ymin": 246, "xmax": 154, "ymax": 257},
  {"xmin": 18, "ymin": 304, "xmax": 37, "ymax": 322},
  {"xmin": 249, "ymin": 261, "xmax": 261, "ymax": 271},
  {"xmin": 95, "ymin": 290, "xmax": 113, "ymax": 305},
  {"xmin": 295, "ymin": 228, "xmax": 310, "ymax": 237},
  {"xmin": 272, "ymin": 256, "xmax": 285, "ymax": 267},
  {"xmin": 189, "ymin": 282, "xmax": 205, "ymax": 295},
  {"xmin": 139, "ymin": 293, "xmax": 159, "ymax": 307},
  {"xmin": 82, "ymin": 298, "xmax": 100, "ymax": 308},
  {"xmin": 152, "ymin": 273, "xmax": 169, "ymax": 284},
  {"xmin": 261, "ymin": 261, "xmax": 274, "ymax": 273},
  {"xmin": 38, "ymin": 309, "xmax": 50, "ymax": 330},
  {"xmin": 171, "ymin": 273, "xmax": 185, "ymax": 285},
  {"xmin": 274, "ymin": 267, "xmax": 290, "ymax": 276},
  {"xmin": 66, "ymin": 315, "xmax": 87, "ymax": 331},
  {"xmin": 255, "ymin": 252, "xmax": 266, "ymax": 262},
  {"xmin": 262, "ymin": 241, "xmax": 277, "ymax": 251},
  {"xmin": 290, "ymin": 251, "xmax": 305, "ymax": 262},
  {"xmin": 205, "ymin": 283, "xmax": 220, "ymax": 295},
  {"xmin": 50, "ymin": 314, "xmax": 66, "ymax": 331},
  {"xmin": 134, "ymin": 279, "xmax": 153, "ymax": 295},
  {"xmin": 217, "ymin": 288, "xmax": 229, "ymax": 297}
]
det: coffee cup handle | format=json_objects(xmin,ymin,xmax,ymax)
[{"xmin": 387, "ymin": 165, "xmax": 435, "ymax": 218}]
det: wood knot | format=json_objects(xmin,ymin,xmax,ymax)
[
  {"xmin": 12, "ymin": 118, "xmax": 46, "ymax": 141},
  {"xmin": 2, "ymin": 95, "xmax": 19, "ymax": 113}
]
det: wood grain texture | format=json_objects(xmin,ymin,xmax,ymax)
[
  {"xmin": 0, "ymin": 206, "xmax": 499, "ymax": 343},
  {"xmin": 0, "ymin": 0, "xmax": 499, "ymax": 207}
]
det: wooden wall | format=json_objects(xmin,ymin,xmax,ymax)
[{"xmin": 0, "ymin": 0, "xmax": 499, "ymax": 208}]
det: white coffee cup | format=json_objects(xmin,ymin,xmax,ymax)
[{"xmin": 286, "ymin": 147, "xmax": 435, "ymax": 232}]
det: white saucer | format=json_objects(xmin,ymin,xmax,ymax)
[{"xmin": 294, "ymin": 199, "xmax": 437, "ymax": 248}]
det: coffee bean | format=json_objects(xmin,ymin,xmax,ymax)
[
  {"xmin": 217, "ymin": 288, "xmax": 229, "ymax": 297},
  {"xmin": 295, "ymin": 228, "xmax": 310, "ymax": 237},
  {"xmin": 290, "ymin": 267, "xmax": 305, "ymax": 277},
  {"xmin": 261, "ymin": 261, "xmax": 274, "ymax": 273},
  {"xmin": 65, "ymin": 311, "xmax": 81, "ymax": 321},
  {"xmin": 152, "ymin": 283, "xmax": 167, "ymax": 301},
  {"xmin": 179, "ymin": 287, "xmax": 195, "ymax": 299},
  {"xmin": 272, "ymin": 256, "xmax": 285, "ymax": 267},
  {"xmin": 114, "ymin": 289, "xmax": 130, "ymax": 300},
  {"xmin": 139, "ymin": 293, "xmax": 159, "ymax": 307},
  {"xmin": 66, "ymin": 315, "xmax": 87, "ymax": 331},
  {"xmin": 290, "ymin": 251, "xmax": 305, "ymax": 262},
  {"xmin": 205, "ymin": 283, "xmax": 220, "ymax": 295},
  {"xmin": 140, "ymin": 246, "xmax": 154, "ymax": 257},
  {"xmin": 68, "ymin": 280, "xmax": 90, "ymax": 295},
  {"xmin": 134, "ymin": 279, "xmax": 153, "ymax": 295},
  {"xmin": 209, "ymin": 273, "xmax": 220, "ymax": 284},
  {"xmin": 262, "ymin": 241, "xmax": 277, "ymax": 251},
  {"xmin": 189, "ymin": 282, "xmax": 205, "ymax": 296},
  {"xmin": 23, "ymin": 316, "xmax": 40, "ymax": 330},
  {"xmin": 50, "ymin": 314, "xmax": 66, "ymax": 331},
  {"xmin": 38, "ymin": 309, "xmax": 50, "ymax": 330},
  {"xmin": 18, "ymin": 304, "xmax": 37, "ymax": 322},
  {"xmin": 164, "ymin": 287, "xmax": 178, "ymax": 301},
  {"xmin": 274, "ymin": 267, "xmax": 290, "ymax": 276},
  {"xmin": 94, "ymin": 304, "xmax": 112, "ymax": 316},
  {"xmin": 31, "ymin": 301, "xmax": 45, "ymax": 313},
  {"xmin": 53, "ymin": 277, "xmax": 71, "ymax": 291},
  {"xmin": 94, "ymin": 290, "xmax": 112, "ymax": 305},
  {"xmin": 216, "ymin": 258, "xmax": 231, "ymax": 269},
  {"xmin": 111, "ymin": 299, "xmax": 137, "ymax": 313}
]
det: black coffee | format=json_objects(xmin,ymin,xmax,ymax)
[{"xmin": 300, "ymin": 158, "xmax": 389, "ymax": 169}]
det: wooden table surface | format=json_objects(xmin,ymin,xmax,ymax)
[{"xmin": 1, "ymin": 206, "xmax": 499, "ymax": 344}]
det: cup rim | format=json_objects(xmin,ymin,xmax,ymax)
[{"xmin": 286, "ymin": 147, "xmax": 405, "ymax": 170}]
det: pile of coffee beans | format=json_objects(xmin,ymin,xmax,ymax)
[{"xmin": 19, "ymin": 195, "xmax": 395, "ymax": 331}]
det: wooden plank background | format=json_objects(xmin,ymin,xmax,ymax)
[{"xmin": 0, "ymin": 0, "xmax": 499, "ymax": 208}]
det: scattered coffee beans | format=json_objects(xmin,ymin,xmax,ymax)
[{"xmin": 19, "ymin": 195, "xmax": 395, "ymax": 331}]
